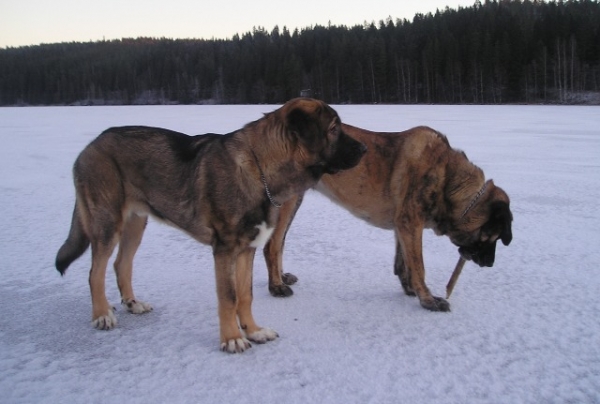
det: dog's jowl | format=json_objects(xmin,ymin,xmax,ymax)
[{"xmin": 55, "ymin": 98, "xmax": 366, "ymax": 353}]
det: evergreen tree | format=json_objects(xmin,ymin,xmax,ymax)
[{"xmin": 0, "ymin": 0, "xmax": 598, "ymax": 105}]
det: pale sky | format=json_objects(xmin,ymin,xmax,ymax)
[{"xmin": 1, "ymin": 0, "xmax": 476, "ymax": 48}]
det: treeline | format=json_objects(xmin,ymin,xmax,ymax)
[{"xmin": 1, "ymin": 0, "xmax": 599, "ymax": 105}]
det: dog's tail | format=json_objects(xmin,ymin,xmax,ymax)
[{"xmin": 56, "ymin": 203, "xmax": 90, "ymax": 276}]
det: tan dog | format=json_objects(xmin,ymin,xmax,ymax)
[
  {"xmin": 264, "ymin": 124, "xmax": 512, "ymax": 311},
  {"xmin": 55, "ymin": 98, "xmax": 366, "ymax": 352}
]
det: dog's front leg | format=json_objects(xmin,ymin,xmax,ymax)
[
  {"xmin": 394, "ymin": 235, "xmax": 415, "ymax": 296},
  {"xmin": 236, "ymin": 248, "xmax": 278, "ymax": 344},
  {"xmin": 395, "ymin": 220, "xmax": 450, "ymax": 312},
  {"xmin": 214, "ymin": 250, "xmax": 251, "ymax": 353},
  {"xmin": 264, "ymin": 194, "xmax": 303, "ymax": 297}
]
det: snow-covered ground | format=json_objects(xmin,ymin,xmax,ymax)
[{"xmin": 1, "ymin": 104, "xmax": 599, "ymax": 404}]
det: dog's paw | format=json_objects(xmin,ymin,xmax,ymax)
[
  {"xmin": 420, "ymin": 296, "xmax": 451, "ymax": 312},
  {"xmin": 246, "ymin": 327, "xmax": 279, "ymax": 344},
  {"xmin": 269, "ymin": 284, "xmax": 294, "ymax": 297},
  {"xmin": 122, "ymin": 298, "xmax": 153, "ymax": 314},
  {"xmin": 221, "ymin": 338, "xmax": 252, "ymax": 354},
  {"xmin": 282, "ymin": 272, "xmax": 298, "ymax": 285},
  {"xmin": 92, "ymin": 309, "xmax": 117, "ymax": 330}
]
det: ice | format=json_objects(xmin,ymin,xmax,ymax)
[{"xmin": 0, "ymin": 104, "xmax": 599, "ymax": 403}]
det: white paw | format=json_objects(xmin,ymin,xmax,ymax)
[
  {"xmin": 221, "ymin": 338, "xmax": 252, "ymax": 353},
  {"xmin": 246, "ymin": 327, "xmax": 279, "ymax": 344},
  {"xmin": 122, "ymin": 299, "xmax": 153, "ymax": 314},
  {"xmin": 92, "ymin": 310, "xmax": 117, "ymax": 330}
]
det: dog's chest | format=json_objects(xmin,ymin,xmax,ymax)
[{"xmin": 249, "ymin": 221, "xmax": 275, "ymax": 248}]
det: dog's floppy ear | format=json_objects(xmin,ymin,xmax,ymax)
[
  {"xmin": 483, "ymin": 200, "xmax": 513, "ymax": 246},
  {"xmin": 287, "ymin": 107, "xmax": 316, "ymax": 139}
]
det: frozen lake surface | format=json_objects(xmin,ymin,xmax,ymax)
[{"xmin": 0, "ymin": 104, "xmax": 599, "ymax": 403}]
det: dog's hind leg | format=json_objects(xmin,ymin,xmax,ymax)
[
  {"xmin": 89, "ymin": 235, "xmax": 119, "ymax": 330},
  {"xmin": 114, "ymin": 213, "xmax": 153, "ymax": 315},
  {"xmin": 236, "ymin": 248, "xmax": 278, "ymax": 344}
]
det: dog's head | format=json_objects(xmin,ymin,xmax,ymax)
[
  {"xmin": 448, "ymin": 182, "xmax": 513, "ymax": 267},
  {"xmin": 282, "ymin": 98, "xmax": 366, "ymax": 178}
]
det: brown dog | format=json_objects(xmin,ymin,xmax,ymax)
[
  {"xmin": 264, "ymin": 124, "xmax": 512, "ymax": 311},
  {"xmin": 55, "ymin": 98, "xmax": 366, "ymax": 352}
]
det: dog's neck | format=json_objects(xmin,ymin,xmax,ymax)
[
  {"xmin": 250, "ymin": 149, "xmax": 282, "ymax": 208},
  {"xmin": 436, "ymin": 154, "xmax": 486, "ymax": 231},
  {"xmin": 241, "ymin": 123, "xmax": 322, "ymax": 207}
]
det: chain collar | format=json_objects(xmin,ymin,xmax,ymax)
[
  {"xmin": 461, "ymin": 180, "xmax": 489, "ymax": 219},
  {"xmin": 250, "ymin": 150, "xmax": 282, "ymax": 208}
]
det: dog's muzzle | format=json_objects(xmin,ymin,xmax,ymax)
[
  {"xmin": 458, "ymin": 241, "xmax": 497, "ymax": 267},
  {"xmin": 324, "ymin": 135, "xmax": 367, "ymax": 174}
]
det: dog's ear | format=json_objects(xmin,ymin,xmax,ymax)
[
  {"xmin": 287, "ymin": 107, "xmax": 316, "ymax": 139},
  {"xmin": 483, "ymin": 200, "xmax": 513, "ymax": 246}
]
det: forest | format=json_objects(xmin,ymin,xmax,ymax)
[{"xmin": 0, "ymin": 0, "xmax": 599, "ymax": 105}]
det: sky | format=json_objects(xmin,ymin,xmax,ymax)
[
  {"xmin": 1, "ymin": 104, "xmax": 599, "ymax": 403},
  {"xmin": 0, "ymin": 0, "xmax": 476, "ymax": 48}
]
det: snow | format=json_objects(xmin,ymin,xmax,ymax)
[{"xmin": 1, "ymin": 104, "xmax": 599, "ymax": 404}]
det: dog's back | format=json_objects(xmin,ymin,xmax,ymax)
[
  {"xmin": 57, "ymin": 126, "xmax": 226, "ymax": 274},
  {"xmin": 316, "ymin": 124, "xmax": 453, "ymax": 230}
]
